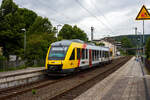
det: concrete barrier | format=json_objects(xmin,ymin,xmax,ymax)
[{"xmin": 0, "ymin": 69, "xmax": 46, "ymax": 89}]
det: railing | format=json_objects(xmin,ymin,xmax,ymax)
[{"xmin": 145, "ymin": 58, "xmax": 150, "ymax": 72}]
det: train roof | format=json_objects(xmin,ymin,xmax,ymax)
[
  {"xmin": 51, "ymin": 39, "xmax": 109, "ymax": 51},
  {"xmin": 51, "ymin": 39, "xmax": 84, "ymax": 46}
]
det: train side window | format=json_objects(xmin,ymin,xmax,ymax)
[
  {"xmin": 86, "ymin": 49, "xmax": 88, "ymax": 59},
  {"xmin": 82, "ymin": 49, "xmax": 85, "ymax": 59},
  {"xmin": 77, "ymin": 48, "xmax": 80, "ymax": 60},
  {"xmin": 100, "ymin": 50, "xmax": 101, "ymax": 58},
  {"xmin": 98, "ymin": 51, "xmax": 99, "ymax": 59},
  {"xmin": 92, "ymin": 50, "xmax": 94, "ymax": 61},
  {"xmin": 95, "ymin": 50, "xmax": 97, "ymax": 60},
  {"xmin": 95, "ymin": 50, "xmax": 96, "ymax": 59},
  {"xmin": 70, "ymin": 49, "xmax": 75, "ymax": 60},
  {"xmin": 101, "ymin": 51, "xmax": 104, "ymax": 57}
]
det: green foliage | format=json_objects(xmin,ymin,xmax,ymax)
[
  {"xmin": 0, "ymin": 65, "xmax": 26, "ymax": 72},
  {"xmin": 0, "ymin": 0, "xmax": 54, "ymax": 63},
  {"xmin": 0, "ymin": 0, "xmax": 88, "ymax": 68},
  {"xmin": 17, "ymin": 8, "xmax": 37, "ymax": 29},
  {"xmin": 95, "ymin": 42, "xmax": 105, "ymax": 46},
  {"xmin": 32, "ymin": 89, "xmax": 36, "ymax": 95},
  {"xmin": 0, "ymin": 55, "xmax": 6, "ymax": 60},
  {"xmin": 26, "ymin": 17, "xmax": 56, "ymax": 66},
  {"xmin": 0, "ymin": 0, "xmax": 37, "ymax": 59},
  {"xmin": 0, "ymin": 0, "xmax": 18, "ymax": 15},
  {"xmin": 28, "ymin": 16, "xmax": 52, "ymax": 35},
  {"xmin": 146, "ymin": 37, "xmax": 150, "ymax": 59},
  {"xmin": 121, "ymin": 37, "xmax": 135, "ymax": 55},
  {"xmin": 121, "ymin": 37, "xmax": 133, "ymax": 48},
  {"xmin": 58, "ymin": 24, "xmax": 88, "ymax": 41}
]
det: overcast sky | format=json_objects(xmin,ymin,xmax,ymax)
[{"xmin": 1, "ymin": 0, "xmax": 150, "ymax": 40}]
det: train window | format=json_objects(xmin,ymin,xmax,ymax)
[
  {"xmin": 105, "ymin": 51, "xmax": 107, "ymax": 58},
  {"xmin": 92, "ymin": 50, "xmax": 94, "ymax": 61},
  {"xmin": 101, "ymin": 51, "xmax": 104, "ymax": 57},
  {"xmin": 99, "ymin": 51, "xmax": 102, "ymax": 58},
  {"xmin": 77, "ymin": 48, "xmax": 80, "ymax": 60},
  {"xmin": 97, "ymin": 50, "xmax": 99, "ymax": 59},
  {"xmin": 82, "ymin": 49, "xmax": 85, "ymax": 59},
  {"xmin": 86, "ymin": 49, "xmax": 88, "ymax": 59},
  {"xmin": 94, "ymin": 50, "xmax": 97, "ymax": 60},
  {"xmin": 95, "ymin": 50, "xmax": 97, "ymax": 60},
  {"xmin": 70, "ymin": 49, "xmax": 75, "ymax": 60}
]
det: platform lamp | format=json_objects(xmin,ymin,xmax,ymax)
[
  {"xmin": 56, "ymin": 24, "xmax": 62, "ymax": 40},
  {"xmin": 21, "ymin": 28, "xmax": 26, "ymax": 58}
]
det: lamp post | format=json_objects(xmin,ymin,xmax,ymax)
[
  {"xmin": 56, "ymin": 24, "xmax": 62, "ymax": 40},
  {"xmin": 137, "ymin": 31, "xmax": 142, "ymax": 57},
  {"xmin": 21, "ymin": 28, "xmax": 26, "ymax": 58}
]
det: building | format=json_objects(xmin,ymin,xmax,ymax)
[{"xmin": 93, "ymin": 37, "xmax": 117, "ymax": 57}]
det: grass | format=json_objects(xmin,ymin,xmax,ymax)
[
  {"xmin": 32, "ymin": 89, "xmax": 37, "ymax": 95},
  {"xmin": 0, "ymin": 65, "xmax": 27, "ymax": 72},
  {"xmin": 0, "ymin": 64, "xmax": 44, "ymax": 72}
]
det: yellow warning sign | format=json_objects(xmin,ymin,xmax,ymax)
[{"xmin": 136, "ymin": 5, "xmax": 150, "ymax": 20}]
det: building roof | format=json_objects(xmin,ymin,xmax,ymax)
[{"xmin": 93, "ymin": 37, "xmax": 116, "ymax": 45}]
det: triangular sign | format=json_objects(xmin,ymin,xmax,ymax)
[{"xmin": 136, "ymin": 5, "xmax": 150, "ymax": 20}]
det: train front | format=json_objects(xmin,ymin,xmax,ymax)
[{"xmin": 45, "ymin": 41, "xmax": 71, "ymax": 76}]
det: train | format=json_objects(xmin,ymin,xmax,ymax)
[{"xmin": 45, "ymin": 39, "xmax": 112, "ymax": 76}]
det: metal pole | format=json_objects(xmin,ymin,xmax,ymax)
[
  {"xmin": 91, "ymin": 27, "xmax": 94, "ymax": 41},
  {"xmin": 56, "ymin": 24, "xmax": 61, "ymax": 41},
  {"xmin": 24, "ymin": 30, "xmax": 26, "ymax": 58},
  {"xmin": 135, "ymin": 27, "xmax": 137, "ymax": 57},
  {"xmin": 143, "ymin": 20, "xmax": 145, "ymax": 65},
  {"xmin": 1, "ymin": 9, "xmax": 5, "ymax": 16}
]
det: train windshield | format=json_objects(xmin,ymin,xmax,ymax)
[{"xmin": 48, "ymin": 46, "xmax": 68, "ymax": 60}]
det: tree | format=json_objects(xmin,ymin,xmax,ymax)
[
  {"xmin": 17, "ymin": 8, "xmax": 37, "ymax": 30},
  {"xmin": 28, "ymin": 16, "xmax": 53, "ymax": 35},
  {"xmin": 146, "ymin": 37, "xmax": 150, "ymax": 59},
  {"xmin": 58, "ymin": 24, "xmax": 88, "ymax": 41},
  {"xmin": 96, "ymin": 42, "xmax": 105, "ymax": 46},
  {"xmin": 26, "ymin": 16, "xmax": 56, "ymax": 66},
  {"xmin": 121, "ymin": 37, "xmax": 135, "ymax": 55},
  {"xmin": 0, "ymin": 0, "xmax": 23, "ymax": 59},
  {"xmin": 0, "ymin": 0, "xmax": 37, "ymax": 60},
  {"xmin": 0, "ymin": 0, "xmax": 18, "ymax": 16}
]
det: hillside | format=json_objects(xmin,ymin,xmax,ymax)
[{"xmin": 112, "ymin": 34, "xmax": 150, "ymax": 47}]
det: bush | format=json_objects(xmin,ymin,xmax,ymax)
[
  {"xmin": 0, "ymin": 56, "xmax": 6, "ymax": 60},
  {"xmin": 146, "ymin": 37, "xmax": 150, "ymax": 59}
]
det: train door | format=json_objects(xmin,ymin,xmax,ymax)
[
  {"xmin": 69, "ymin": 48, "xmax": 75, "ymax": 68},
  {"xmin": 89, "ymin": 49, "xmax": 92, "ymax": 67},
  {"xmin": 75, "ymin": 48, "xmax": 79, "ymax": 68}
]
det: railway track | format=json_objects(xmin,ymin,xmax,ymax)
[
  {"xmin": 0, "ymin": 57, "xmax": 131, "ymax": 100},
  {"xmin": 50, "ymin": 56, "xmax": 130, "ymax": 100}
]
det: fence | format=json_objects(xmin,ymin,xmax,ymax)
[
  {"xmin": 145, "ymin": 58, "xmax": 150, "ymax": 72},
  {"xmin": 0, "ymin": 59, "xmax": 45, "ymax": 71}
]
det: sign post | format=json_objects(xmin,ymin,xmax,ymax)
[{"xmin": 136, "ymin": 5, "xmax": 150, "ymax": 65}]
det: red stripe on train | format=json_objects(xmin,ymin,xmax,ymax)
[{"xmin": 78, "ymin": 44, "xmax": 87, "ymax": 67}]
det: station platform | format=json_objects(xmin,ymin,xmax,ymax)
[
  {"xmin": 0, "ymin": 67, "xmax": 45, "ymax": 78},
  {"xmin": 74, "ymin": 57, "xmax": 150, "ymax": 100}
]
